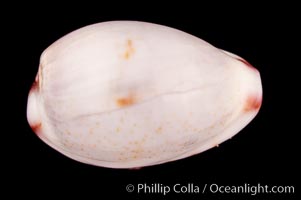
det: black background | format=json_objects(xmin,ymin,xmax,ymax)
[{"xmin": 5, "ymin": 3, "xmax": 298, "ymax": 199}]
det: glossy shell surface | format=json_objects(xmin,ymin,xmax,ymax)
[{"xmin": 27, "ymin": 21, "xmax": 262, "ymax": 168}]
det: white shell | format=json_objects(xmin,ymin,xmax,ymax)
[{"xmin": 27, "ymin": 21, "xmax": 262, "ymax": 168}]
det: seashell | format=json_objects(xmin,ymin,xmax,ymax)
[{"xmin": 27, "ymin": 21, "xmax": 262, "ymax": 168}]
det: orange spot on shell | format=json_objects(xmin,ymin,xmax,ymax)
[
  {"xmin": 123, "ymin": 39, "xmax": 135, "ymax": 60},
  {"xmin": 30, "ymin": 122, "xmax": 42, "ymax": 135},
  {"xmin": 244, "ymin": 95, "xmax": 262, "ymax": 112},
  {"xmin": 116, "ymin": 93, "xmax": 136, "ymax": 107},
  {"xmin": 155, "ymin": 126, "xmax": 163, "ymax": 134}
]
